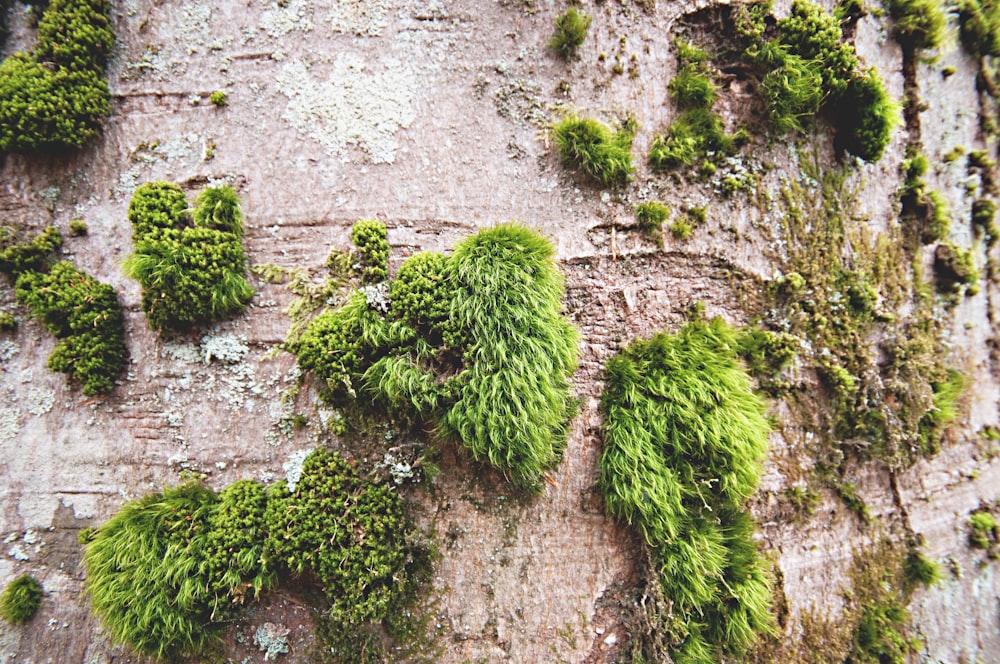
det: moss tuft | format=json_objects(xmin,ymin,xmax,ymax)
[
  {"xmin": 0, "ymin": 574, "xmax": 42, "ymax": 624},
  {"xmin": 550, "ymin": 8, "xmax": 592, "ymax": 59},
  {"xmin": 885, "ymin": 0, "xmax": 948, "ymax": 51},
  {"xmin": 552, "ymin": 116, "xmax": 634, "ymax": 187}
]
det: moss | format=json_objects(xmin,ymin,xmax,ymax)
[
  {"xmin": 68, "ymin": 219, "xmax": 88, "ymax": 236},
  {"xmin": 900, "ymin": 154, "xmax": 951, "ymax": 243},
  {"xmin": 0, "ymin": 0, "xmax": 113, "ymax": 153},
  {"xmin": 635, "ymin": 201, "xmax": 670, "ymax": 238},
  {"xmin": 83, "ymin": 483, "xmax": 222, "ymax": 658},
  {"xmin": 552, "ymin": 116, "xmax": 634, "ymax": 187},
  {"xmin": 669, "ymin": 218, "xmax": 694, "ymax": 240},
  {"xmin": 15, "ymin": 261, "xmax": 127, "ymax": 395},
  {"xmin": 884, "ymin": 0, "xmax": 948, "ymax": 50},
  {"xmin": 550, "ymin": 7, "xmax": 591, "ymax": 59},
  {"xmin": 0, "ymin": 574, "xmax": 42, "ymax": 624},
  {"xmin": 649, "ymin": 108, "xmax": 740, "ymax": 171},
  {"xmin": 958, "ymin": 0, "xmax": 1000, "ymax": 56},
  {"xmin": 968, "ymin": 509, "xmax": 998, "ymax": 549},
  {"xmin": 0, "ymin": 313, "xmax": 14, "ymax": 331},
  {"xmin": 0, "ymin": 225, "xmax": 63, "ymax": 273},
  {"xmin": 972, "ymin": 198, "xmax": 998, "ymax": 243},
  {"xmin": 350, "ymin": 219, "xmax": 390, "ymax": 283},
  {"xmin": 668, "ymin": 67, "xmax": 717, "ymax": 110},
  {"xmin": 599, "ymin": 318, "xmax": 774, "ymax": 661},
  {"xmin": 295, "ymin": 224, "xmax": 579, "ymax": 491},
  {"xmin": 933, "ymin": 241, "xmax": 979, "ymax": 294},
  {"xmin": 124, "ymin": 182, "xmax": 253, "ymax": 333},
  {"xmin": 759, "ymin": 52, "xmax": 825, "ymax": 134},
  {"xmin": 903, "ymin": 548, "xmax": 941, "ymax": 589},
  {"xmin": 209, "ymin": 90, "xmax": 228, "ymax": 107}
]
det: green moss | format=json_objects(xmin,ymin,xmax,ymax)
[
  {"xmin": 550, "ymin": 7, "xmax": 591, "ymax": 59},
  {"xmin": 68, "ymin": 219, "xmax": 88, "ymax": 236},
  {"xmin": 759, "ymin": 52, "xmax": 824, "ymax": 134},
  {"xmin": 903, "ymin": 548, "xmax": 941, "ymax": 589},
  {"xmin": 933, "ymin": 241, "xmax": 979, "ymax": 293},
  {"xmin": 0, "ymin": 225, "xmax": 63, "ymax": 274},
  {"xmin": 900, "ymin": 155, "xmax": 951, "ymax": 243},
  {"xmin": 669, "ymin": 218, "xmax": 694, "ymax": 239},
  {"xmin": 916, "ymin": 369, "xmax": 963, "ymax": 454},
  {"xmin": 0, "ymin": 574, "xmax": 42, "ymax": 624},
  {"xmin": 0, "ymin": 313, "xmax": 15, "ymax": 331},
  {"xmin": 884, "ymin": 0, "xmax": 947, "ymax": 50},
  {"xmin": 83, "ymin": 483, "xmax": 222, "ymax": 658},
  {"xmin": 635, "ymin": 201, "xmax": 670, "ymax": 237},
  {"xmin": 968, "ymin": 510, "xmax": 998, "ymax": 549},
  {"xmin": 831, "ymin": 70, "xmax": 899, "ymax": 163},
  {"xmin": 958, "ymin": 0, "xmax": 1000, "ymax": 56},
  {"xmin": 649, "ymin": 108, "xmax": 740, "ymax": 171},
  {"xmin": 599, "ymin": 318, "xmax": 774, "ymax": 661},
  {"xmin": 668, "ymin": 67, "xmax": 717, "ymax": 110},
  {"xmin": 209, "ymin": 90, "xmax": 228, "ymax": 107},
  {"xmin": 124, "ymin": 182, "xmax": 253, "ymax": 333},
  {"xmin": 552, "ymin": 116, "xmax": 634, "ymax": 187},
  {"xmin": 0, "ymin": 0, "xmax": 113, "ymax": 153},
  {"xmin": 15, "ymin": 261, "xmax": 127, "ymax": 395},
  {"xmin": 350, "ymin": 219, "xmax": 390, "ymax": 283},
  {"xmin": 972, "ymin": 198, "xmax": 998, "ymax": 243},
  {"xmin": 295, "ymin": 224, "xmax": 579, "ymax": 490}
]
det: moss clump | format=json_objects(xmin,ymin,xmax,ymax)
[
  {"xmin": 968, "ymin": 509, "xmax": 998, "ymax": 550},
  {"xmin": 635, "ymin": 201, "xmax": 670, "ymax": 238},
  {"xmin": 350, "ymin": 218, "xmax": 390, "ymax": 283},
  {"xmin": 0, "ymin": 574, "xmax": 42, "ymax": 624},
  {"xmin": 933, "ymin": 241, "xmax": 979, "ymax": 294},
  {"xmin": 123, "ymin": 182, "xmax": 253, "ymax": 333},
  {"xmin": 295, "ymin": 223, "xmax": 579, "ymax": 490},
  {"xmin": 0, "ymin": 227, "xmax": 126, "ymax": 395},
  {"xmin": 900, "ymin": 154, "xmax": 951, "ymax": 244},
  {"xmin": 209, "ymin": 90, "xmax": 228, "ymax": 107},
  {"xmin": 68, "ymin": 219, "xmax": 88, "ymax": 236},
  {"xmin": 83, "ymin": 483, "xmax": 222, "ymax": 658},
  {"xmin": 0, "ymin": 313, "xmax": 14, "ymax": 331},
  {"xmin": 550, "ymin": 7, "xmax": 591, "ymax": 59},
  {"xmin": 735, "ymin": 0, "xmax": 899, "ymax": 162},
  {"xmin": 958, "ymin": 0, "xmax": 1000, "ymax": 56},
  {"xmin": 0, "ymin": 0, "xmax": 113, "ymax": 153},
  {"xmin": 15, "ymin": 261, "xmax": 127, "ymax": 395},
  {"xmin": 599, "ymin": 318, "xmax": 773, "ymax": 662},
  {"xmin": 972, "ymin": 198, "xmax": 998, "ymax": 243},
  {"xmin": 668, "ymin": 67, "xmax": 718, "ymax": 110},
  {"xmin": 885, "ymin": 0, "xmax": 948, "ymax": 50},
  {"xmin": 552, "ymin": 116, "xmax": 634, "ymax": 187},
  {"xmin": 903, "ymin": 547, "xmax": 941, "ymax": 589}
]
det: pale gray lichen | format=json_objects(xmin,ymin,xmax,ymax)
[
  {"xmin": 254, "ymin": 622, "xmax": 290, "ymax": 660},
  {"xmin": 283, "ymin": 449, "xmax": 313, "ymax": 491}
]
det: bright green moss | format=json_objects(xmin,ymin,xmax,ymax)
[
  {"xmin": 15, "ymin": 261, "xmax": 127, "ymax": 395},
  {"xmin": 649, "ymin": 109, "xmax": 741, "ymax": 171},
  {"xmin": 934, "ymin": 242, "xmax": 979, "ymax": 293},
  {"xmin": 832, "ymin": 70, "xmax": 899, "ymax": 163},
  {"xmin": 83, "ymin": 483, "xmax": 222, "ymax": 658},
  {"xmin": 668, "ymin": 67, "xmax": 717, "ymax": 110},
  {"xmin": 903, "ymin": 548, "xmax": 941, "ymax": 589},
  {"xmin": 550, "ymin": 7, "xmax": 591, "ymax": 59},
  {"xmin": 295, "ymin": 224, "xmax": 579, "ymax": 490},
  {"xmin": 124, "ymin": 182, "xmax": 253, "ymax": 333},
  {"xmin": 552, "ymin": 116, "xmax": 634, "ymax": 187},
  {"xmin": 599, "ymin": 318, "xmax": 773, "ymax": 661},
  {"xmin": 0, "ymin": 574, "xmax": 42, "ymax": 624},
  {"xmin": 0, "ymin": 0, "xmax": 113, "ymax": 153},
  {"xmin": 958, "ymin": 0, "xmax": 1000, "ymax": 56},
  {"xmin": 758, "ymin": 52, "xmax": 824, "ymax": 134},
  {"xmin": 209, "ymin": 90, "xmax": 228, "ymax": 107},
  {"xmin": 968, "ymin": 510, "xmax": 998, "ymax": 548},
  {"xmin": 635, "ymin": 201, "xmax": 670, "ymax": 237}
]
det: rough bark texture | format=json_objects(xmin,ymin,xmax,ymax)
[{"xmin": 1, "ymin": 0, "xmax": 998, "ymax": 662}]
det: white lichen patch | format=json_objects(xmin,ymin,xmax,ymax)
[
  {"xmin": 260, "ymin": 0, "xmax": 314, "ymax": 38},
  {"xmin": 25, "ymin": 387, "xmax": 55, "ymax": 416},
  {"xmin": 282, "ymin": 449, "xmax": 313, "ymax": 491},
  {"xmin": 0, "ymin": 407, "xmax": 20, "ymax": 442},
  {"xmin": 202, "ymin": 333, "xmax": 250, "ymax": 364},
  {"xmin": 327, "ymin": 0, "xmax": 390, "ymax": 36},
  {"xmin": 275, "ymin": 55, "xmax": 421, "ymax": 164},
  {"xmin": 0, "ymin": 340, "xmax": 19, "ymax": 363}
]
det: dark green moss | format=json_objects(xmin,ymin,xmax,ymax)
[
  {"xmin": 933, "ymin": 242, "xmax": 979, "ymax": 294},
  {"xmin": 351, "ymin": 219, "xmax": 390, "ymax": 283},
  {"xmin": 124, "ymin": 182, "xmax": 253, "ymax": 333},
  {"xmin": 958, "ymin": 0, "xmax": 1000, "ymax": 56},
  {"xmin": 0, "ymin": 0, "xmax": 113, "ymax": 153},
  {"xmin": 0, "ymin": 574, "xmax": 42, "ymax": 624}
]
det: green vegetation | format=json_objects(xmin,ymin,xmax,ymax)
[
  {"xmin": 933, "ymin": 241, "xmax": 979, "ymax": 295},
  {"xmin": 550, "ymin": 7, "xmax": 591, "ymax": 59},
  {"xmin": 84, "ymin": 449, "xmax": 428, "ymax": 659},
  {"xmin": 968, "ymin": 509, "xmax": 998, "ymax": 550},
  {"xmin": 599, "ymin": 318, "xmax": 773, "ymax": 663},
  {"xmin": 635, "ymin": 201, "xmax": 670, "ymax": 238},
  {"xmin": 903, "ymin": 547, "xmax": 941, "ymax": 589},
  {"xmin": 209, "ymin": 90, "xmax": 228, "ymax": 107},
  {"xmin": 972, "ymin": 198, "xmax": 998, "ymax": 243},
  {"xmin": 68, "ymin": 219, "xmax": 88, "ymax": 236},
  {"xmin": 0, "ymin": 0, "xmax": 113, "ymax": 153},
  {"xmin": 552, "ymin": 116, "xmax": 634, "ymax": 187},
  {"xmin": 668, "ymin": 67, "xmax": 717, "ymax": 109},
  {"xmin": 900, "ymin": 154, "xmax": 951, "ymax": 244},
  {"xmin": 958, "ymin": 0, "xmax": 1000, "ymax": 56},
  {"xmin": 734, "ymin": 0, "xmax": 898, "ymax": 162},
  {"xmin": 0, "ymin": 313, "xmax": 15, "ymax": 331},
  {"xmin": 295, "ymin": 222, "xmax": 579, "ymax": 490},
  {"xmin": 0, "ymin": 574, "xmax": 42, "ymax": 624},
  {"xmin": 123, "ymin": 182, "xmax": 253, "ymax": 333},
  {"xmin": 350, "ymin": 218, "xmax": 390, "ymax": 283},
  {"xmin": 0, "ymin": 226, "xmax": 126, "ymax": 395},
  {"xmin": 884, "ymin": 0, "xmax": 947, "ymax": 51}
]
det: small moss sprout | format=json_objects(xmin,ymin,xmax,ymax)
[{"xmin": 0, "ymin": 574, "xmax": 42, "ymax": 624}]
